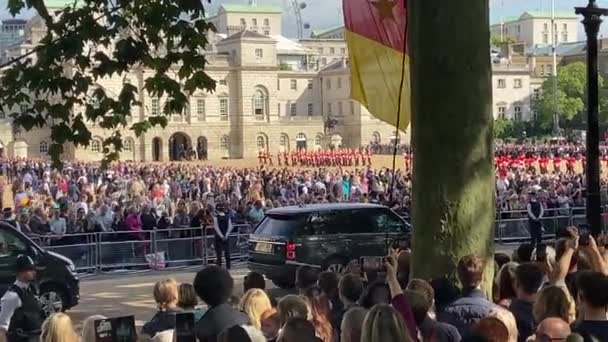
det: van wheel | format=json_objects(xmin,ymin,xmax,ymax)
[
  {"xmin": 39, "ymin": 285, "xmax": 67, "ymax": 316},
  {"xmin": 324, "ymin": 257, "xmax": 347, "ymax": 275}
]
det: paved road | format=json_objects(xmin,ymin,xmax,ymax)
[
  {"xmin": 66, "ymin": 243, "xmax": 521, "ymax": 329},
  {"xmin": 66, "ymin": 263, "xmax": 288, "ymax": 329}
]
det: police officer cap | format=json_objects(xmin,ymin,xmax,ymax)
[{"xmin": 15, "ymin": 255, "xmax": 36, "ymax": 273}]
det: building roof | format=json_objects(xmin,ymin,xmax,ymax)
[
  {"xmin": 271, "ymin": 35, "xmax": 312, "ymax": 55},
  {"xmin": 311, "ymin": 25, "xmax": 344, "ymax": 38},
  {"xmin": 219, "ymin": 4, "xmax": 282, "ymax": 14},
  {"xmin": 492, "ymin": 10, "xmax": 578, "ymax": 25},
  {"xmin": 527, "ymin": 41, "xmax": 586, "ymax": 56},
  {"xmin": 1, "ymin": 19, "xmax": 27, "ymax": 25},
  {"xmin": 220, "ymin": 30, "xmax": 274, "ymax": 43}
]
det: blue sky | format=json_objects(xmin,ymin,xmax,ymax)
[{"xmin": 1, "ymin": 0, "xmax": 607, "ymax": 38}]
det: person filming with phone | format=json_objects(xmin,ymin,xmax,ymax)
[{"xmin": 0, "ymin": 255, "xmax": 45, "ymax": 342}]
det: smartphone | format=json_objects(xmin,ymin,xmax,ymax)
[
  {"xmin": 579, "ymin": 229, "xmax": 591, "ymax": 246},
  {"xmin": 95, "ymin": 316, "xmax": 136, "ymax": 342},
  {"xmin": 175, "ymin": 312, "xmax": 196, "ymax": 342},
  {"xmin": 536, "ymin": 244, "xmax": 547, "ymax": 262},
  {"xmin": 360, "ymin": 256, "xmax": 385, "ymax": 273}
]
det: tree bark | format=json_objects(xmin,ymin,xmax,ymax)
[{"xmin": 409, "ymin": 0, "xmax": 495, "ymax": 293}]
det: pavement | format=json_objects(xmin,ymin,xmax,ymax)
[
  {"xmin": 66, "ymin": 243, "xmax": 522, "ymax": 330},
  {"xmin": 66, "ymin": 262, "xmax": 289, "ymax": 329}
]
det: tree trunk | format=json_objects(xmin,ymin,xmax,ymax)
[{"xmin": 409, "ymin": 0, "xmax": 495, "ymax": 293}]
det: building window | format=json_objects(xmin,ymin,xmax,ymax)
[
  {"xmin": 220, "ymin": 136, "xmax": 228, "ymax": 149},
  {"xmin": 197, "ymin": 98, "xmax": 206, "ymax": 121},
  {"xmin": 372, "ymin": 132, "xmax": 381, "ymax": 144},
  {"xmin": 497, "ymin": 79, "xmax": 506, "ymax": 88},
  {"xmin": 544, "ymin": 23, "xmax": 548, "ymax": 31},
  {"xmin": 543, "ymin": 33, "xmax": 548, "ymax": 44},
  {"xmin": 240, "ymin": 18, "xmax": 246, "ymax": 28},
  {"xmin": 256, "ymin": 135, "xmax": 267, "ymax": 150},
  {"xmin": 326, "ymin": 78, "xmax": 331, "ymax": 89},
  {"xmin": 150, "ymin": 98, "xmax": 160, "ymax": 116},
  {"xmin": 280, "ymin": 134, "xmax": 289, "ymax": 150},
  {"xmin": 514, "ymin": 78, "xmax": 522, "ymax": 88},
  {"xmin": 340, "ymin": 48, "xmax": 346, "ymax": 54},
  {"xmin": 39, "ymin": 141, "xmax": 48, "ymax": 154},
  {"xmin": 124, "ymin": 139, "xmax": 133, "ymax": 152},
  {"xmin": 337, "ymin": 77, "xmax": 342, "ymax": 89},
  {"xmin": 546, "ymin": 65, "xmax": 552, "ymax": 75},
  {"xmin": 350, "ymin": 101, "xmax": 355, "ymax": 115},
  {"xmin": 220, "ymin": 98, "xmax": 228, "ymax": 121},
  {"xmin": 219, "ymin": 79, "xmax": 227, "ymax": 85},
  {"xmin": 307, "ymin": 103, "xmax": 313, "ymax": 116},
  {"xmin": 539, "ymin": 65, "xmax": 545, "ymax": 76},
  {"xmin": 91, "ymin": 139, "xmax": 101, "ymax": 152},
  {"xmin": 517, "ymin": 25, "xmax": 521, "ymax": 34},
  {"xmin": 318, "ymin": 47, "xmax": 324, "ymax": 54},
  {"xmin": 308, "ymin": 80, "xmax": 313, "ymax": 89},
  {"xmin": 264, "ymin": 18, "xmax": 269, "ymax": 26},
  {"xmin": 264, "ymin": 30, "xmax": 270, "ymax": 35},
  {"xmin": 327, "ymin": 102, "xmax": 333, "ymax": 115},
  {"xmin": 563, "ymin": 24, "xmax": 567, "ymax": 31},
  {"xmin": 338, "ymin": 102, "xmax": 343, "ymax": 116},
  {"xmin": 277, "ymin": 103, "xmax": 281, "ymax": 116},
  {"xmin": 514, "ymin": 106, "xmax": 522, "ymax": 121},
  {"xmin": 277, "ymin": 79, "xmax": 280, "ymax": 90},
  {"xmin": 290, "ymin": 79, "xmax": 297, "ymax": 90},
  {"xmin": 321, "ymin": 58, "xmax": 327, "ymax": 65},
  {"xmin": 255, "ymin": 48, "xmax": 263, "ymax": 59},
  {"xmin": 315, "ymin": 135, "xmax": 322, "ymax": 146},
  {"xmin": 498, "ymin": 106, "xmax": 506, "ymax": 120},
  {"xmin": 533, "ymin": 88, "xmax": 540, "ymax": 100},
  {"xmin": 290, "ymin": 103, "xmax": 297, "ymax": 116},
  {"xmin": 252, "ymin": 18, "xmax": 257, "ymax": 27},
  {"xmin": 253, "ymin": 90, "xmax": 266, "ymax": 117},
  {"xmin": 330, "ymin": 47, "xmax": 335, "ymax": 54},
  {"xmin": 561, "ymin": 32, "xmax": 568, "ymax": 42},
  {"xmin": 20, "ymin": 104, "xmax": 27, "ymax": 113}
]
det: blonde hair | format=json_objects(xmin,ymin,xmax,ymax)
[
  {"xmin": 361, "ymin": 304, "xmax": 412, "ymax": 342},
  {"xmin": 489, "ymin": 307, "xmax": 518, "ymax": 342},
  {"xmin": 81, "ymin": 315, "xmax": 106, "ymax": 342},
  {"xmin": 41, "ymin": 313, "xmax": 78, "ymax": 342},
  {"xmin": 533, "ymin": 285, "xmax": 576, "ymax": 324},
  {"xmin": 277, "ymin": 295, "xmax": 309, "ymax": 327},
  {"xmin": 239, "ymin": 289, "xmax": 272, "ymax": 329},
  {"xmin": 153, "ymin": 278, "xmax": 179, "ymax": 311}
]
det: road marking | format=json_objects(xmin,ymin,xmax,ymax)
[{"xmin": 116, "ymin": 282, "xmax": 156, "ymax": 289}]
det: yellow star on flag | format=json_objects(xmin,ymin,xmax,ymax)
[{"xmin": 371, "ymin": 0, "xmax": 397, "ymax": 20}]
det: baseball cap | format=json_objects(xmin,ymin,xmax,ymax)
[{"xmin": 15, "ymin": 255, "xmax": 36, "ymax": 273}]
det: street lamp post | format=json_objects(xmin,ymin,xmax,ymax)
[{"xmin": 575, "ymin": 0, "xmax": 608, "ymax": 235}]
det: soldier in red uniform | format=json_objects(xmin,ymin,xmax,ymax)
[
  {"xmin": 553, "ymin": 155, "xmax": 562, "ymax": 173},
  {"xmin": 366, "ymin": 148, "xmax": 372, "ymax": 166},
  {"xmin": 567, "ymin": 154, "xmax": 576, "ymax": 175},
  {"xmin": 266, "ymin": 150, "xmax": 273, "ymax": 166},
  {"xmin": 258, "ymin": 150, "xmax": 264, "ymax": 165},
  {"xmin": 277, "ymin": 151, "xmax": 282, "ymax": 167},
  {"xmin": 540, "ymin": 155, "xmax": 549, "ymax": 174}
]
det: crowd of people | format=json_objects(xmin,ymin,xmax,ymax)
[{"xmin": 4, "ymin": 227, "xmax": 608, "ymax": 342}]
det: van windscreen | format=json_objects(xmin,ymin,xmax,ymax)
[{"xmin": 254, "ymin": 214, "xmax": 306, "ymax": 237}]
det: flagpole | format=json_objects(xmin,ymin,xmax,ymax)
[
  {"xmin": 389, "ymin": 0, "xmax": 408, "ymax": 203},
  {"xmin": 552, "ymin": 0, "xmax": 560, "ymax": 135}
]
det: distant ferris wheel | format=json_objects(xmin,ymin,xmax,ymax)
[{"xmin": 283, "ymin": 0, "xmax": 343, "ymax": 38}]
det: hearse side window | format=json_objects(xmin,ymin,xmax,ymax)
[
  {"xmin": 301, "ymin": 210, "xmax": 367, "ymax": 236},
  {"xmin": 255, "ymin": 214, "xmax": 306, "ymax": 237},
  {"xmin": 367, "ymin": 209, "xmax": 406, "ymax": 233},
  {"xmin": 0, "ymin": 228, "xmax": 28, "ymax": 260}
]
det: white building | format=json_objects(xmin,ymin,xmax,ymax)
[
  {"xmin": 0, "ymin": 2, "xmax": 402, "ymax": 161},
  {"xmin": 490, "ymin": 11, "xmax": 578, "ymax": 48},
  {"xmin": 492, "ymin": 64, "xmax": 537, "ymax": 121}
]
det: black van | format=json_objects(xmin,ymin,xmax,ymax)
[
  {"xmin": 248, "ymin": 203, "xmax": 411, "ymax": 288},
  {"xmin": 0, "ymin": 222, "xmax": 79, "ymax": 316}
]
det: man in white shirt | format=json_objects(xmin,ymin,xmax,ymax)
[{"xmin": 48, "ymin": 209, "xmax": 66, "ymax": 236}]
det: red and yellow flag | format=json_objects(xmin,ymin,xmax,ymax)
[{"xmin": 343, "ymin": 0, "xmax": 410, "ymax": 130}]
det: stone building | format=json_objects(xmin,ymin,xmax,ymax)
[
  {"xmin": 0, "ymin": 2, "xmax": 403, "ymax": 161},
  {"xmin": 490, "ymin": 11, "xmax": 578, "ymax": 48}
]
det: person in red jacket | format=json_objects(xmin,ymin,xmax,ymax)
[
  {"xmin": 567, "ymin": 154, "xmax": 576, "ymax": 175},
  {"xmin": 540, "ymin": 155, "xmax": 549, "ymax": 174},
  {"xmin": 553, "ymin": 155, "xmax": 562, "ymax": 173}
]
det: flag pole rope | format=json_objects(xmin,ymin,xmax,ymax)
[{"xmin": 389, "ymin": 0, "xmax": 408, "ymax": 203}]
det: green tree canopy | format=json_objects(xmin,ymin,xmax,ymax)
[
  {"xmin": 535, "ymin": 62, "xmax": 605, "ymax": 131},
  {"xmin": 0, "ymin": 0, "xmax": 216, "ymax": 167}
]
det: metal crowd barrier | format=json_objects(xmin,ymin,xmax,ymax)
[
  {"xmin": 31, "ymin": 224, "xmax": 252, "ymax": 275},
  {"xmin": 30, "ymin": 208, "xmax": 606, "ymax": 275}
]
